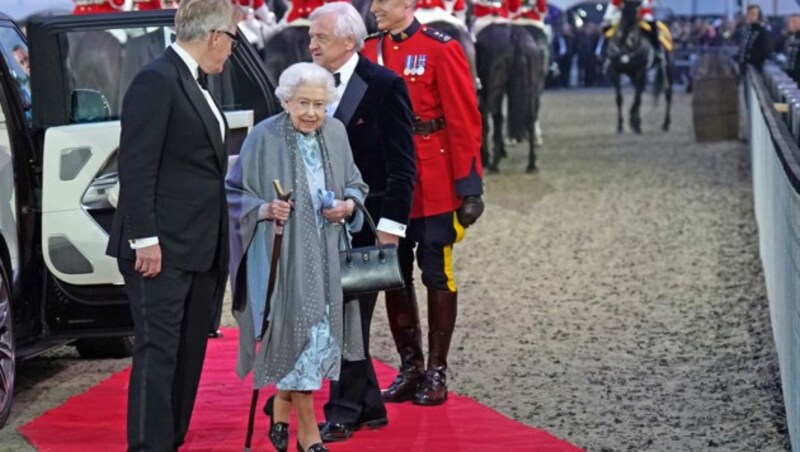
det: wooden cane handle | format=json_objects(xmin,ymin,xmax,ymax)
[{"xmin": 273, "ymin": 179, "xmax": 292, "ymax": 202}]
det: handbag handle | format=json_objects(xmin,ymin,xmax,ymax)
[{"xmin": 341, "ymin": 196, "xmax": 388, "ymax": 262}]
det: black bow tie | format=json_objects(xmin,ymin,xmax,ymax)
[
  {"xmin": 197, "ymin": 70, "xmax": 208, "ymax": 91},
  {"xmin": 333, "ymin": 72, "xmax": 341, "ymax": 87}
]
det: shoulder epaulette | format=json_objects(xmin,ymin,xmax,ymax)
[
  {"xmin": 365, "ymin": 31, "xmax": 384, "ymax": 40},
  {"xmin": 421, "ymin": 26, "xmax": 452, "ymax": 43}
]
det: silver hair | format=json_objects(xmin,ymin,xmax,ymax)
[
  {"xmin": 309, "ymin": 2, "xmax": 368, "ymax": 51},
  {"xmin": 174, "ymin": 0, "xmax": 237, "ymax": 43},
  {"xmin": 275, "ymin": 62, "xmax": 339, "ymax": 107}
]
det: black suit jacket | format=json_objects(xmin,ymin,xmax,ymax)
[
  {"xmin": 333, "ymin": 54, "xmax": 415, "ymax": 240},
  {"xmin": 107, "ymin": 47, "xmax": 229, "ymax": 272}
]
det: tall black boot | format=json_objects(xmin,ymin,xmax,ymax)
[
  {"xmin": 413, "ymin": 290, "xmax": 457, "ymax": 406},
  {"xmin": 381, "ymin": 285, "xmax": 425, "ymax": 403}
]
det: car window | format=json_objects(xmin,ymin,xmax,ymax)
[
  {"xmin": 0, "ymin": 26, "xmax": 31, "ymax": 122},
  {"xmin": 62, "ymin": 26, "xmax": 257, "ymax": 123}
]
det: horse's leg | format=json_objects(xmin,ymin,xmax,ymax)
[
  {"xmin": 481, "ymin": 109, "xmax": 495, "ymax": 172},
  {"xmin": 613, "ymin": 75, "xmax": 624, "ymax": 134},
  {"xmin": 662, "ymin": 61, "xmax": 672, "ymax": 131},
  {"xmin": 630, "ymin": 72, "xmax": 644, "ymax": 134},
  {"xmin": 527, "ymin": 95, "xmax": 540, "ymax": 173}
]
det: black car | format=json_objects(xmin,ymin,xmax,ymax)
[{"xmin": 0, "ymin": 10, "xmax": 279, "ymax": 428}]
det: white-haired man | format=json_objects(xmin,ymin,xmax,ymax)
[
  {"xmin": 308, "ymin": 1, "xmax": 416, "ymax": 443},
  {"xmin": 106, "ymin": 0, "xmax": 238, "ymax": 449}
]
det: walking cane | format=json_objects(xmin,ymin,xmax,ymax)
[{"xmin": 244, "ymin": 179, "xmax": 292, "ymax": 452}]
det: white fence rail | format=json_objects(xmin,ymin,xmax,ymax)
[{"xmin": 747, "ymin": 64, "xmax": 800, "ymax": 452}]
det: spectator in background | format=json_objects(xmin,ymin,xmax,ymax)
[
  {"xmin": 577, "ymin": 23, "xmax": 601, "ymax": 87},
  {"xmin": 553, "ymin": 22, "xmax": 574, "ymax": 88},
  {"xmin": 782, "ymin": 14, "xmax": 800, "ymax": 81},
  {"xmin": 738, "ymin": 4, "xmax": 771, "ymax": 73},
  {"xmin": 11, "ymin": 44, "xmax": 31, "ymax": 107}
]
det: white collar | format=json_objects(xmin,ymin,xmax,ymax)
[
  {"xmin": 171, "ymin": 42, "xmax": 200, "ymax": 80},
  {"xmin": 332, "ymin": 52, "xmax": 359, "ymax": 88}
]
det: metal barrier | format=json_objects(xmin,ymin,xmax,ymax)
[{"xmin": 747, "ymin": 63, "xmax": 800, "ymax": 452}]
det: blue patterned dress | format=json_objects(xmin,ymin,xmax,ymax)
[{"xmin": 274, "ymin": 131, "xmax": 341, "ymax": 391}]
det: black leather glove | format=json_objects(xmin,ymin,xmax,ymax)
[{"xmin": 456, "ymin": 195, "xmax": 484, "ymax": 228}]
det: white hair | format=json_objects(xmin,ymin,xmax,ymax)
[
  {"xmin": 309, "ymin": 2, "xmax": 368, "ymax": 51},
  {"xmin": 275, "ymin": 62, "xmax": 339, "ymax": 106},
  {"xmin": 175, "ymin": 0, "xmax": 237, "ymax": 42}
]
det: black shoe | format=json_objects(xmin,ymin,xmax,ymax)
[
  {"xmin": 297, "ymin": 441, "xmax": 328, "ymax": 452},
  {"xmin": 317, "ymin": 422, "xmax": 353, "ymax": 442},
  {"xmin": 317, "ymin": 415, "xmax": 388, "ymax": 443},
  {"xmin": 265, "ymin": 395, "xmax": 288, "ymax": 452},
  {"xmin": 355, "ymin": 415, "xmax": 388, "ymax": 430},
  {"xmin": 208, "ymin": 329, "xmax": 223, "ymax": 339}
]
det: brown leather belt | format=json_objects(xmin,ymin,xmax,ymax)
[{"xmin": 413, "ymin": 117, "xmax": 446, "ymax": 135}]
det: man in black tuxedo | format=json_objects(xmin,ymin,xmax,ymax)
[
  {"xmin": 308, "ymin": 1, "xmax": 416, "ymax": 443},
  {"xmin": 105, "ymin": 0, "xmax": 238, "ymax": 449}
]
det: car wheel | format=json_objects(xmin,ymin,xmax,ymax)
[
  {"xmin": 0, "ymin": 262, "xmax": 15, "ymax": 429},
  {"xmin": 74, "ymin": 336, "xmax": 134, "ymax": 359}
]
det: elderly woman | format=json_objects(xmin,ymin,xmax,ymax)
[{"xmin": 227, "ymin": 62, "xmax": 367, "ymax": 452}]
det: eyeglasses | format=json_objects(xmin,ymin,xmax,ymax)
[{"xmin": 214, "ymin": 29, "xmax": 239, "ymax": 49}]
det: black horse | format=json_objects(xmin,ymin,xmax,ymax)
[
  {"xmin": 604, "ymin": 0, "xmax": 672, "ymax": 133},
  {"xmin": 507, "ymin": 24, "xmax": 547, "ymax": 172},
  {"xmin": 476, "ymin": 22, "xmax": 546, "ymax": 173},
  {"xmin": 263, "ymin": 25, "xmax": 311, "ymax": 80},
  {"xmin": 475, "ymin": 23, "xmax": 514, "ymax": 172}
]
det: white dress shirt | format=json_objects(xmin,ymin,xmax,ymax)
[
  {"xmin": 328, "ymin": 53, "xmax": 407, "ymax": 239},
  {"xmin": 129, "ymin": 43, "xmax": 226, "ymax": 250}
]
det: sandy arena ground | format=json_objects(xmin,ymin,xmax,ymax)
[{"xmin": 0, "ymin": 89, "xmax": 791, "ymax": 451}]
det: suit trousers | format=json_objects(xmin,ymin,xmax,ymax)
[
  {"xmin": 119, "ymin": 258, "xmax": 225, "ymax": 452},
  {"xmin": 323, "ymin": 291, "xmax": 387, "ymax": 425}
]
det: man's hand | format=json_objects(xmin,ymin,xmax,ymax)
[
  {"xmin": 376, "ymin": 231, "xmax": 400, "ymax": 246},
  {"xmin": 457, "ymin": 195, "xmax": 484, "ymax": 228},
  {"xmin": 135, "ymin": 244, "xmax": 162, "ymax": 278}
]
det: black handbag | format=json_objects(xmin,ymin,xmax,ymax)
[{"xmin": 340, "ymin": 197, "xmax": 405, "ymax": 296}]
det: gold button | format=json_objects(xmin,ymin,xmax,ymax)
[
  {"xmin": 393, "ymin": 46, "xmax": 399, "ymax": 50},
  {"xmin": 410, "ymin": 77, "xmax": 416, "ymax": 82},
  {"xmin": 440, "ymin": 149, "xmax": 445, "ymax": 153}
]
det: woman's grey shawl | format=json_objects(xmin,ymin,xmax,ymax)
[{"xmin": 227, "ymin": 113, "xmax": 367, "ymax": 388}]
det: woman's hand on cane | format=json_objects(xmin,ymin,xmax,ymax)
[{"xmin": 260, "ymin": 199, "xmax": 293, "ymax": 222}]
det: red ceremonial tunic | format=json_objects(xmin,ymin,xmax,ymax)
[
  {"xmin": 510, "ymin": 0, "xmax": 547, "ymax": 21},
  {"xmin": 73, "ymin": 0, "xmax": 129, "ymax": 14},
  {"xmin": 285, "ymin": 0, "xmax": 327, "ymax": 22},
  {"xmin": 609, "ymin": 0, "xmax": 653, "ymax": 20},
  {"xmin": 472, "ymin": 0, "xmax": 509, "ymax": 19},
  {"xmin": 234, "ymin": 0, "xmax": 266, "ymax": 7},
  {"xmin": 416, "ymin": 0, "xmax": 466, "ymax": 14},
  {"xmin": 135, "ymin": 0, "xmax": 162, "ymax": 10},
  {"xmin": 362, "ymin": 20, "xmax": 483, "ymax": 219}
]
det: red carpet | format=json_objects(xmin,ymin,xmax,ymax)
[{"xmin": 19, "ymin": 328, "xmax": 582, "ymax": 451}]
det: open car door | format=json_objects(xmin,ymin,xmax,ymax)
[{"xmin": 26, "ymin": 10, "xmax": 278, "ymax": 331}]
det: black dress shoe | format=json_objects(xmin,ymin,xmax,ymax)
[
  {"xmin": 318, "ymin": 422, "xmax": 353, "ymax": 442},
  {"xmin": 265, "ymin": 394, "xmax": 288, "ymax": 452},
  {"xmin": 318, "ymin": 415, "xmax": 388, "ymax": 443},
  {"xmin": 208, "ymin": 330, "xmax": 223, "ymax": 339},
  {"xmin": 297, "ymin": 441, "xmax": 328, "ymax": 452},
  {"xmin": 355, "ymin": 415, "xmax": 388, "ymax": 430}
]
